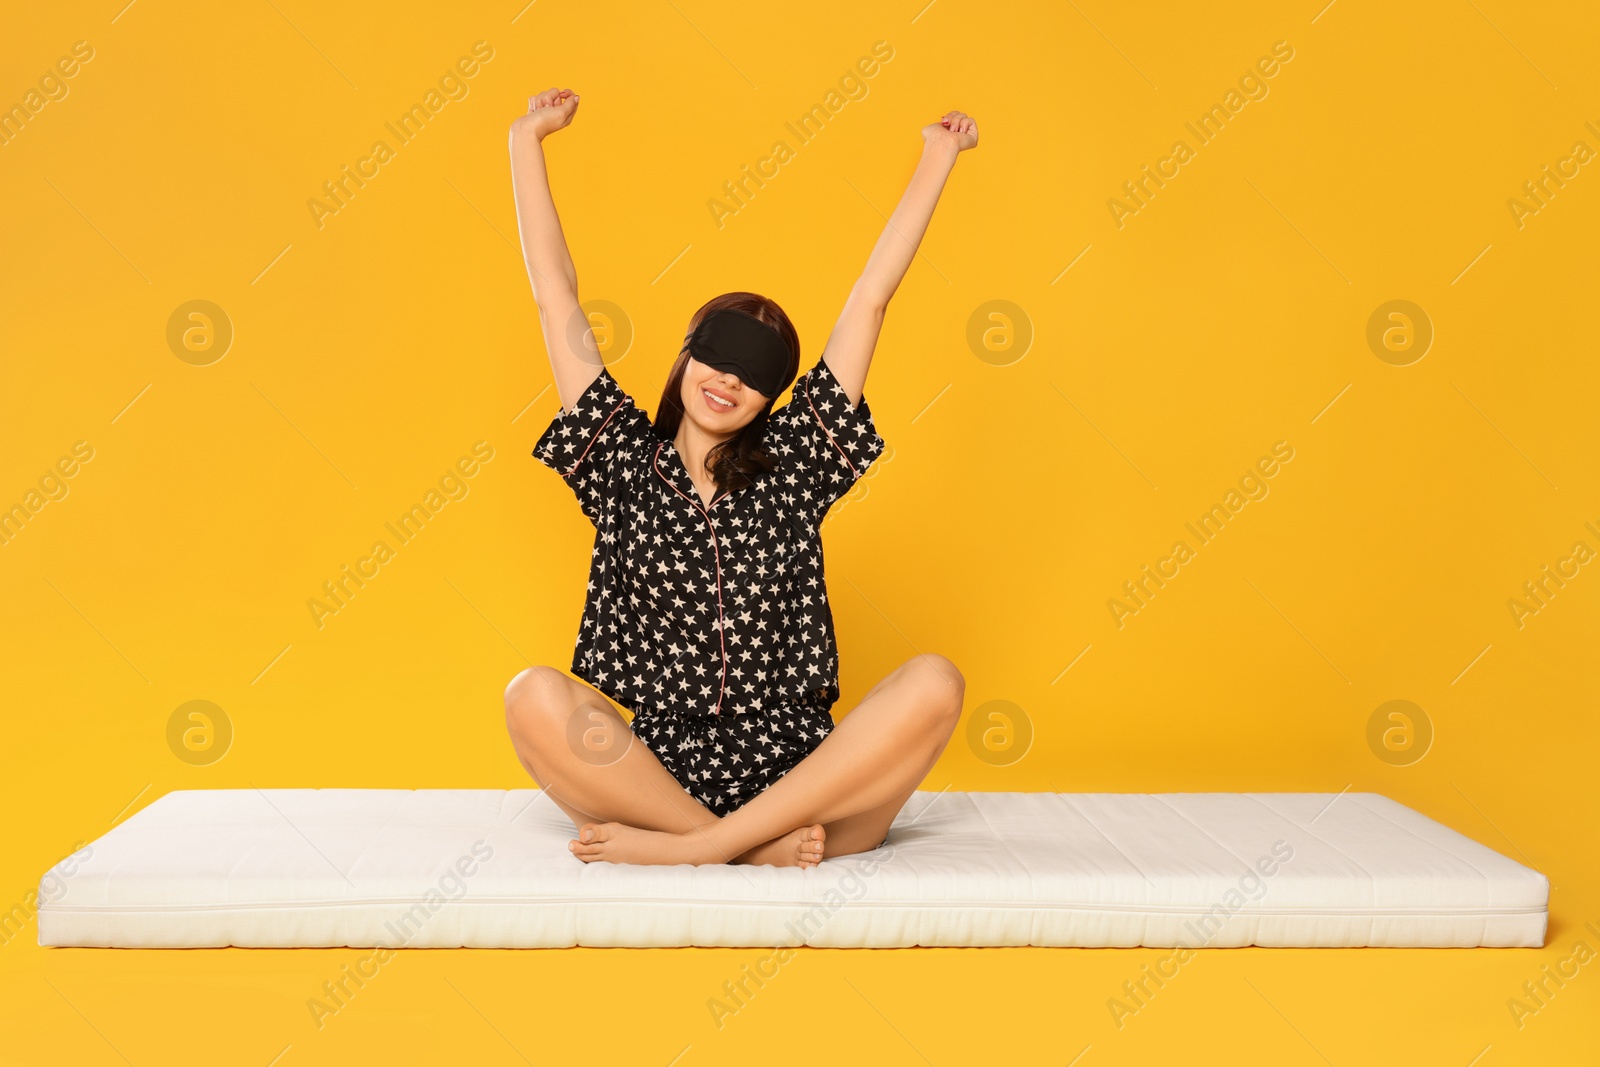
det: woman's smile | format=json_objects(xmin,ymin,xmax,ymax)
[{"xmin": 701, "ymin": 385, "xmax": 739, "ymax": 412}]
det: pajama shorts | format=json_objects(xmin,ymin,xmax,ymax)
[{"xmin": 627, "ymin": 699, "xmax": 836, "ymax": 816}]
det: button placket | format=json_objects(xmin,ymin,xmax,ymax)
[{"xmin": 652, "ymin": 443, "xmax": 730, "ymax": 716}]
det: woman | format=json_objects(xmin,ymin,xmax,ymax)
[{"xmin": 504, "ymin": 87, "xmax": 976, "ymax": 868}]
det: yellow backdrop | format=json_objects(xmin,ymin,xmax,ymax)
[{"xmin": 2, "ymin": 1, "xmax": 1596, "ymax": 1064}]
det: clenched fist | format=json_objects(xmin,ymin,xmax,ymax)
[
  {"xmin": 511, "ymin": 88, "xmax": 581, "ymax": 143},
  {"xmin": 922, "ymin": 110, "xmax": 979, "ymax": 152}
]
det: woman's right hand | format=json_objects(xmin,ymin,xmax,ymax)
[{"xmin": 510, "ymin": 88, "xmax": 580, "ymax": 142}]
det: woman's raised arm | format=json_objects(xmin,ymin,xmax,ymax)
[
  {"xmin": 509, "ymin": 88, "xmax": 599, "ymax": 414},
  {"xmin": 821, "ymin": 110, "xmax": 980, "ymax": 408}
]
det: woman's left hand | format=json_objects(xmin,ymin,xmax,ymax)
[{"xmin": 922, "ymin": 110, "xmax": 979, "ymax": 152}]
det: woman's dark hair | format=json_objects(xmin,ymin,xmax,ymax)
[{"xmin": 653, "ymin": 291, "xmax": 800, "ymax": 496}]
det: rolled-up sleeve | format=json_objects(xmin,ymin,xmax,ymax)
[
  {"xmin": 767, "ymin": 356, "xmax": 887, "ymax": 523},
  {"xmin": 533, "ymin": 367, "xmax": 654, "ymax": 526}
]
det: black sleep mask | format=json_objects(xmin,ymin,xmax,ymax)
[{"xmin": 683, "ymin": 308, "xmax": 795, "ymax": 399}]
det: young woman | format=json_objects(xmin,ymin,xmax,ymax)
[{"xmin": 504, "ymin": 87, "xmax": 976, "ymax": 868}]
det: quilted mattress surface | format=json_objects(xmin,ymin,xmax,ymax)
[{"xmin": 36, "ymin": 788, "xmax": 1549, "ymax": 948}]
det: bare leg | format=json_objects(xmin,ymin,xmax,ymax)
[
  {"xmin": 816, "ymin": 777, "xmax": 923, "ymax": 859},
  {"xmin": 569, "ymin": 653, "xmax": 964, "ymax": 865},
  {"xmin": 504, "ymin": 666, "xmax": 825, "ymax": 866}
]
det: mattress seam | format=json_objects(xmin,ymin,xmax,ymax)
[
  {"xmin": 1348, "ymin": 793, "xmax": 1504, "ymax": 890},
  {"xmin": 36, "ymin": 900, "xmax": 1549, "ymax": 915},
  {"xmin": 339, "ymin": 789, "xmax": 413, "ymax": 884},
  {"xmin": 1052, "ymin": 793, "xmax": 1157, "ymax": 894},
  {"xmin": 1148, "ymin": 794, "xmax": 1259, "ymax": 875},
  {"xmin": 1240, "ymin": 793, "xmax": 1382, "ymax": 914}
]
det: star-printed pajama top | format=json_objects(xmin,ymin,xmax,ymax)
[{"xmin": 533, "ymin": 356, "xmax": 886, "ymax": 721}]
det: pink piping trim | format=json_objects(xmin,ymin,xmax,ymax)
[
  {"xmin": 804, "ymin": 366, "xmax": 861, "ymax": 477},
  {"xmin": 651, "ymin": 442, "xmax": 729, "ymax": 716},
  {"xmin": 561, "ymin": 396, "xmax": 628, "ymax": 477}
]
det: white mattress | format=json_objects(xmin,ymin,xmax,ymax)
[{"xmin": 36, "ymin": 789, "xmax": 1548, "ymax": 949}]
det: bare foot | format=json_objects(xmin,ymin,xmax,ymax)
[
  {"xmin": 568, "ymin": 821, "xmax": 827, "ymax": 867},
  {"xmin": 734, "ymin": 824, "xmax": 826, "ymax": 869},
  {"xmin": 568, "ymin": 821, "xmax": 723, "ymax": 866}
]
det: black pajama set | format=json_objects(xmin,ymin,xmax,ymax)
[{"xmin": 533, "ymin": 356, "xmax": 887, "ymax": 815}]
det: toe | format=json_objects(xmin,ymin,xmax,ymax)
[{"xmin": 798, "ymin": 824, "xmax": 826, "ymax": 866}]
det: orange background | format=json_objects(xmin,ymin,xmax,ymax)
[{"xmin": 2, "ymin": 1, "xmax": 1597, "ymax": 1063}]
